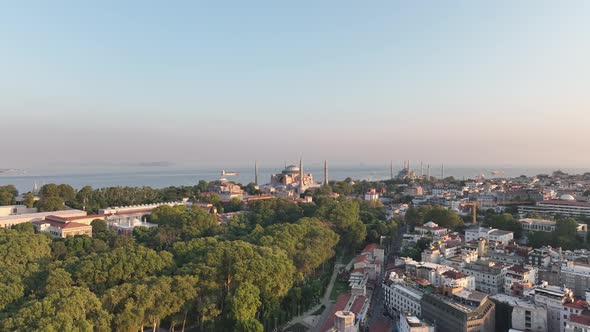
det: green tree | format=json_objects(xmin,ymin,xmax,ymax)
[
  {"xmin": 23, "ymin": 192, "xmax": 36, "ymax": 208},
  {"xmin": 102, "ymin": 276, "xmax": 198, "ymax": 332},
  {"xmin": 225, "ymin": 197, "xmax": 243, "ymax": 213},
  {"xmin": 248, "ymin": 198, "xmax": 303, "ymax": 226},
  {"xmin": 230, "ymin": 282, "xmax": 261, "ymax": 322},
  {"xmin": 91, "ymin": 219, "xmax": 108, "ymax": 237},
  {"xmin": 1, "ymin": 287, "xmax": 111, "ymax": 332},
  {"xmin": 483, "ymin": 213, "xmax": 523, "ymax": 238},
  {"xmin": 315, "ymin": 199, "xmax": 366, "ymax": 252},
  {"xmin": 12, "ymin": 222, "xmax": 35, "ymax": 233},
  {"xmin": 37, "ymin": 196, "xmax": 65, "ymax": 212},
  {"xmin": 424, "ymin": 205, "xmax": 464, "ymax": 229},
  {"xmin": 257, "ymin": 218, "xmax": 339, "ymax": 277},
  {"xmin": 0, "ymin": 191, "xmax": 13, "ymax": 205},
  {"xmin": 68, "ymin": 244, "xmax": 174, "ymax": 293}
]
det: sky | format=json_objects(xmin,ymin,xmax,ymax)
[{"xmin": 1, "ymin": 1, "xmax": 589, "ymax": 170}]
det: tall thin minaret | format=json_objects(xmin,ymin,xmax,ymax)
[
  {"xmin": 427, "ymin": 164, "xmax": 431, "ymax": 179},
  {"xmin": 390, "ymin": 161, "xmax": 393, "ymax": 180},
  {"xmin": 323, "ymin": 160, "xmax": 328, "ymax": 186},
  {"xmin": 441, "ymin": 164, "xmax": 444, "ymax": 179},
  {"xmin": 299, "ymin": 157, "xmax": 304, "ymax": 191},
  {"xmin": 420, "ymin": 161, "xmax": 424, "ymax": 177},
  {"xmin": 254, "ymin": 160, "xmax": 259, "ymax": 185}
]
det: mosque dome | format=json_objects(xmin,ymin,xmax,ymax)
[
  {"xmin": 559, "ymin": 194, "xmax": 576, "ymax": 201},
  {"xmin": 283, "ymin": 165, "xmax": 300, "ymax": 174}
]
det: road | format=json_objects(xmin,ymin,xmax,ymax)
[
  {"xmin": 282, "ymin": 257, "xmax": 350, "ymax": 332},
  {"xmin": 366, "ymin": 223, "xmax": 406, "ymax": 331},
  {"xmin": 283, "ymin": 223, "xmax": 406, "ymax": 332}
]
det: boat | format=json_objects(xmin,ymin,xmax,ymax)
[{"xmin": 221, "ymin": 170, "xmax": 240, "ymax": 176}]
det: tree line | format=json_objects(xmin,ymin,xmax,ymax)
[{"xmin": 0, "ymin": 181, "xmax": 396, "ymax": 331}]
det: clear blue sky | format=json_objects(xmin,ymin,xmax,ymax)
[{"xmin": 1, "ymin": 1, "xmax": 589, "ymax": 169}]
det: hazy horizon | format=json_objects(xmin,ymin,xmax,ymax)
[{"xmin": 2, "ymin": 1, "xmax": 589, "ymax": 169}]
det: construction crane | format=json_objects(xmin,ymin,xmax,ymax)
[{"xmin": 460, "ymin": 201, "xmax": 532, "ymax": 225}]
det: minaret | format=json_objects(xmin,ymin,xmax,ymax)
[
  {"xmin": 254, "ymin": 160, "xmax": 259, "ymax": 185},
  {"xmin": 441, "ymin": 164, "xmax": 444, "ymax": 179},
  {"xmin": 390, "ymin": 161, "xmax": 393, "ymax": 180},
  {"xmin": 299, "ymin": 158, "xmax": 304, "ymax": 192},
  {"xmin": 420, "ymin": 161, "xmax": 424, "ymax": 177},
  {"xmin": 323, "ymin": 160, "xmax": 328, "ymax": 186},
  {"xmin": 427, "ymin": 164, "xmax": 431, "ymax": 179}
]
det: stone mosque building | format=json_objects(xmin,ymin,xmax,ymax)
[{"xmin": 270, "ymin": 159, "xmax": 314, "ymax": 193}]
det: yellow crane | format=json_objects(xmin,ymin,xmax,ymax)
[{"xmin": 460, "ymin": 201, "xmax": 532, "ymax": 224}]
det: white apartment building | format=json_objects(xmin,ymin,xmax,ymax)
[
  {"xmin": 382, "ymin": 271, "xmax": 423, "ymax": 317},
  {"xmin": 465, "ymin": 226, "xmax": 513, "ymax": 243},
  {"xmin": 519, "ymin": 198, "xmax": 590, "ymax": 218},
  {"xmin": 561, "ymin": 261, "xmax": 590, "ymax": 297},
  {"xmin": 491, "ymin": 294, "xmax": 547, "ymax": 332},
  {"xmin": 529, "ymin": 282, "xmax": 575, "ymax": 332}
]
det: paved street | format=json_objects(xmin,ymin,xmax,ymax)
[
  {"xmin": 283, "ymin": 257, "xmax": 349, "ymax": 332},
  {"xmin": 366, "ymin": 223, "xmax": 406, "ymax": 331}
]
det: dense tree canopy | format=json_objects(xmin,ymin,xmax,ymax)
[
  {"xmin": 483, "ymin": 213, "xmax": 523, "ymax": 238},
  {"xmin": 255, "ymin": 218, "xmax": 339, "ymax": 277},
  {"xmin": 68, "ymin": 244, "xmax": 174, "ymax": 293},
  {"xmin": 1, "ymin": 287, "xmax": 111, "ymax": 332},
  {"xmin": 0, "ymin": 182, "xmax": 353, "ymax": 331},
  {"xmin": 405, "ymin": 205, "xmax": 464, "ymax": 230},
  {"xmin": 248, "ymin": 198, "xmax": 303, "ymax": 226}
]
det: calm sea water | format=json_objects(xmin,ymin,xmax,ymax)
[{"xmin": 1, "ymin": 165, "xmax": 588, "ymax": 193}]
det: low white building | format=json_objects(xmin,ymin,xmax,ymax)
[
  {"xmin": 364, "ymin": 189, "xmax": 380, "ymax": 202},
  {"xmin": 520, "ymin": 218, "xmax": 557, "ymax": 233},
  {"xmin": 504, "ymin": 265, "xmax": 537, "ymax": 295},
  {"xmin": 0, "ymin": 205, "xmax": 37, "ymax": 216},
  {"xmin": 465, "ymin": 226, "xmax": 513, "ymax": 243},
  {"xmin": 0, "ymin": 209, "xmax": 87, "ymax": 229},
  {"xmin": 414, "ymin": 221, "xmax": 448, "ymax": 237}
]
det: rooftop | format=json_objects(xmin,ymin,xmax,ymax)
[{"xmin": 538, "ymin": 199, "xmax": 590, "ymax": 207}]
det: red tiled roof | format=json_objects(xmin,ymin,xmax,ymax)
[
  {"xmin": 570, "ymin": 314, "xmax": 590, "ymax": 326},
  {"xmin": 565, "ymin": 300, "xmax": 588, "ymax": 310},
  {"xmin": 33, "ymin": 219, "xmax": 91, "ymax": 230},
  {"xmin": 62, "ymin": 221, "xmax": 92, "ymax": 229},
  {"xmin": 321, "ymin": 293, "xmax": 351, "ymax": 332},
  {"xmin": 350, "ymin": 295, "xmax": 367, "ymax": 314},
  {"xmin": 441, "ymin": 270, "xmax": 466, "ymax": 279},
  {"xmin": 508, "ymin": 265, "xmax": 531, "ymax": 274},
  {"xmin": 351, "ymin": 268, "xmax": 365, "ymax": 275},
  {"xmin": 356, "ymin": 256, "xmax": 370, "ymax": 263},
  {"xmin": 362, "ymin": 243, "xmax": 379, "ymax": 254},
  {"xmin": 46, "ymin": 214, "xmax": 104, "ymax": 222},
  {"xmin": 416, "ymin": 279, "xmax": 430, "ymax": 286}
]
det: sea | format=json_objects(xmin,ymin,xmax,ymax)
[{"xmin": 1, "ymin": 165, "xmax": 589, "ymax": 194}]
